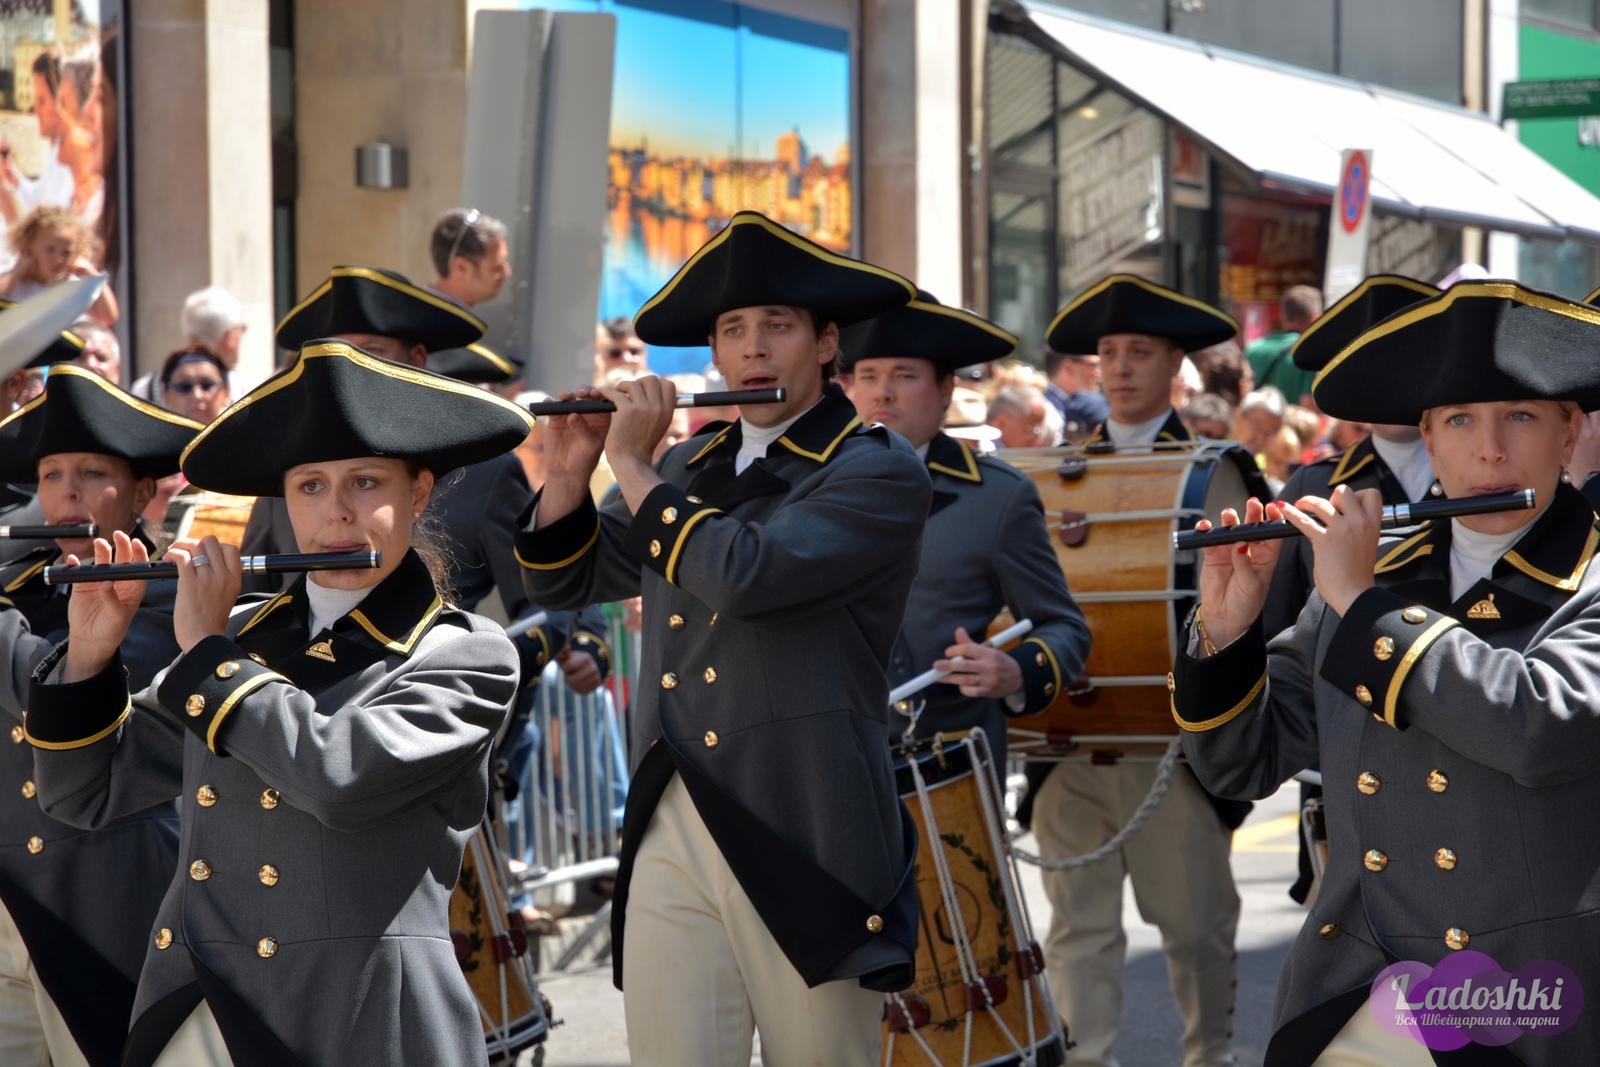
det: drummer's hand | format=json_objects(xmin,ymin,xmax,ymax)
[
  {"xmin": 535, "ymin": 386, "xmax": 610, "ymax": 525},
  {"xmin": 558, "ymin": 648, "xmax": 604, "ymax": 695},
  {"xmin": 168, "ymin": 536, "xmax": 242, "ymax": 653},
  {"xmin": 1280, "ymin": 485, "xmax": 1380, "ymax": 617},
  {"xmin": 604, "ymin": 376, "xmax": 677, "ymax": 515},
  {"xmin": 62, "ymin": 530, "xmax": 147, "ymax": 682},
  {"xmin": 1195, "ymin": 498, "xmax": 1283, "ymax": 653},
  {"xmin": 935, "ymin": 627, "xmax": 1023, "ymax": 699}
]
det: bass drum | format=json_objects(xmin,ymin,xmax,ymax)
[
  {"xmin": 451, "ymin": 820, "xmax": 551, "ymax": 1064},
  {"xmin": 1001, "ymin": 442, "xmax": 1264, "ymax": 754},
  {"xmin": 884, "ymin": 729, "xmax": 1066, "ymax": 1067},
  {"xmin": 170, "ymin": 490, "xmax": 256, "ymax": 546}
]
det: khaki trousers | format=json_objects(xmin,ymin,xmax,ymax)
[
  {"xmin": 1033, "ymin": 761, "xmax": 1240, "ymax": 1067},
  {"xmin": 0, "ymin": 900, "xmax": 86, "ymax": 1067},
  {"xmin": 1312, "ymin": 997, "xmax": 1434, "ymax": 1067},
  {"xmin": 623, "ymin": 775, "xmax": 884, "ymax": 1067},
  {"xmin": 149, "ymin": 1002, "xmax": 232, "ymax": 1067}
]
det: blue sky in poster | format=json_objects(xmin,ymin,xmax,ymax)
[{"xmin": 517, "ymin": 0, "xmax": 852, "ymax": 373}]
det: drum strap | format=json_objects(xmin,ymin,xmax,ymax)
[{"xmin": 1010, "ymin": 739, "xmax": 1183, "ymax": 870}]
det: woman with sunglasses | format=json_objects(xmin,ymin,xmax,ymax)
[{"xmin": 158, "ymin": 349, "xmax": 231, "ymax": 425}]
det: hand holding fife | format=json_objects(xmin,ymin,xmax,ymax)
[
  {"xmin": 62, "ymin": 530, "xmax": 147, "ymax": 682},
  {"xmin": 935, "ymin": 626, "xmax": 1024, "ymax": 699},
  {"xmin": 1278, "ymin": 485, "xmax": 1381, "ymax": 617},
  {"xmin": 1195, "ymin": 498, "xmax": 1284, "ymax": 654},
  {"xmin": 603, "ymin": 376, "xmax": 679, "ymax": 470},
  {"xmin": 167, "ymin": 535, "xmax": 242, "ymax": 653},
  {"xmin": 536, "ymin": 385, "xmax": 613, "ymax": 526}
]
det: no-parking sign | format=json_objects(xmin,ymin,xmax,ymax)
[{"xmin": 1324, "ymin": 148, "xmax": 1374, "ymax": 303}]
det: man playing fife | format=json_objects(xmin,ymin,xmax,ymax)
[{"xmin": 517, "ymin": 210, "xmax": 931, "ymax": 1067}]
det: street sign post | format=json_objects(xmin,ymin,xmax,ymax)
[
  {"xmin": 1324, "ymin": 148, "xmax": 1373, "ymax": 304},
  {"xmin": 1502, "ymin": 79, "xmax": 1600, "ymax": 121}
]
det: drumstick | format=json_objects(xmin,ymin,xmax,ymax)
[
  {"xmin": 0, "ymin": 524, "xmax": 98, "ymax": 539},
  {"xmin": 528, "ymin": 388, "xmax": 785, "ymax": 416},
  {"xmin": 889, "ymin": 619, "xmax": 1035, "ymax": 705},
  {"xmin": 502, "ymin": 610, "xmax": 549, "ymax": 637},
  {"xmin": 44, "ymin": 551, "xmax": 381, "ymax": 585},
  {"xmin": 1171, "ymin": 489, "xmax": 1535, "ymax": 551}
]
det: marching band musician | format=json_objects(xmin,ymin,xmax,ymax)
[
  {"xmin": 1030, "ymin": 275, "xmax": 1258, "ymax": 1067},
  {"xmin": 516, "ymin": 210, "xmax": 929, "ymax": 1066},
  {"xmin": 26, "ymin": 341, "xmax": 532, "ymax": 1066},
  {"xmin": 1175, "ymin": 281, "xmax": 1600, "ymax": 1067},
  {"xmin": 836, "ymin": 292, "xmax": 1092, "ymax": 755},
  {"xmin": 0, "ymin": 315, "xmax": 92, "ymax": 566},
  {"xmin": 250, "ymin": 266, "xmax": 612, "ymax": 694},
  {"xmin": 0, "ymin": 366, "xmax": 197, "ymax": 1067},
  {"xmin": 1263, "ymin": 275, "xmax": 1440, "ymax": 906}
]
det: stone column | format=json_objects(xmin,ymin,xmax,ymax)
[{"xmin": 130, "ymin": 0, "xmax": 275, "ymax": 385}]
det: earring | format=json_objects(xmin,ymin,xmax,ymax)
[
  {"xmin": 1429, "ymin": 479, "xmax": 1443, "ymax": 497},
  {"xmin": 1561, "ymin": 469, "xmax": 1573, "ymax": 484}
]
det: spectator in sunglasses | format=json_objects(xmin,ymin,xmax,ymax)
[
  {"xmin": 158, "ymin": 348, "xmax": 230, "ymax": 424},
  {"xmin": 593, "ymin": 314, "xmax": 649, "ymax": 386}
]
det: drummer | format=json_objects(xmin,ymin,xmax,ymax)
[
  {"xmin": 255, "ymin": 266, "xmax": 611, "ymax": 694},
  {"xmin": 1030, "ymin": 274, "xmax": 1252, "ymax": 1067},
  {"xmin": 837, "ymin": 291, "xmax": 1091, "ymax": 755},
  {"xmin": 1263, "ymin": 274, "xmax": 1440, "ymax": 906},
  {"xmin": 0, "ymin": 366, "xmax": 197, "ymax": 1067},
  {"xmin": 1175, "ymin": 281, "xmax": 1600, "ymax": 1067},
  {"xmin": 518, "ymin": 210, "xmax": 927, "ymax": 1065},
  {"xmin": 26, "ymin": 341, "xmax": 531, "ymax": 1065}
]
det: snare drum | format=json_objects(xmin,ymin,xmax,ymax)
[
  {"xmin": 1000, "ymin": 442, "xmax": 1264, "ymax": 753},
  {"xmin": 451, "ymin": 821, "xmax": 550, "ymax": 1064},
  {"xmin": 885, "ymin": 729, "xmax": 1066, "ymax": 1067}
]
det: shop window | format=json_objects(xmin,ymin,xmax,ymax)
[
  {"xmin": 1523, "ymin": 0, "xmax": 1599, "ymax": 31},
  {"xmin": 1519, "ymin": 236, "xmax": 1600, "ymax": 299}
]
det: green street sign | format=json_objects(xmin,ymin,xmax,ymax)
[{"xmin": 1502, "ymin": 78, "xmax": 1600, "ymax": 120}]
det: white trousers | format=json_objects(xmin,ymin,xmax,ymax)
[
  {"xmin": 1033, "ymin": 761, "xmax": 1241, "ymax": 1067},
  {"xmin": 623, "ymin": 774, "xmax": 884, "ymax": 1067},
  {"xmin": 1313, "ymin": 997, "xmax": 1435, "ymax": 1067},
  {"xmin": 149, "ymin": 1002, "xmax": 232, "ymax": 1067},
  {"xmin": 0, "ymin": 900, "xmax": 87, "ymax": 1067}
]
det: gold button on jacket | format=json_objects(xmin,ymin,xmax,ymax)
[
  {"xmin": 1435, "ymin": 848, "xmax": 1457, "ymax": 870},
  {"xmin": 190, "ymin": 859, "xmax": 212, "ymax": 881},
  {"xmin": 1445, "ymin": 927, "xmax": 1469, "ymax": 951},
  {"xmin": 186, "ymin": 694, "xmax": 206, "ymax": 717},
  {"xmin": 1402, "ymin": 607, "xmax": 1427, "ymax": 624},
  {"xmin": 648, "ymin": 539, "xmax": 662, "ymax": 558},
  {"xmin": 257, "ymin": 937, "xmax": 278, "ymax": 958},
  {"xmin": 1373, "ymin": 636, "xmax": 1395, "ymax": 660},
  {"xmin": 154, "ymin": 928, "xmax": 173, "ymax": 950},
  {"xmin": 259, "ymin": 864, "xmax": 281, "ymax": 887},
  {"xmin": 20, "ymin": 781, "xmax": 34, "ymax": 800},
  {"xmin": 1354, "ymin": 685, "xmax": 1373, "ymax": 707},
  {"xmin": 866, "ymin": 915, "xmax": 884, "ymax": 933},
  {"xmin": 661, "ymin": 507, "xmax": 678, "ymax": 524},
  {"xmin": 1356, "ymin": 772, "xmax": 1380, "ymax": 795},
  {"xmin": 1426, "ymin": 769, "xmax": 1449, "ymax": 793},
  {"xmin": 703, "ymin": 731, "xmax": 719, "ymax": 749},
  {"xmin": 26, "ymin": 836, "xmax": 42, "ymax": 854},
  {"xmin": 1319, "ymin": 923, "xmax": 1340, "ymax": 940},
  {"xmin": 668, "ymin": 614, "xmax": 685, "ymax": 631},
  {"xmin": 260, "ymin": 788, "xmax": 280, "ymax": 810},
  {"xmin": 661, "ymin": 672, "xmax": 678, "ymax": 690},
  {"xmin": 703, "ymin": 667, "xmax": 717, "ymax": 684},
  {"xmin": 9, "ymin": 725, "xmax": 22, "ymax": 744},
  {"xmin": 1363, "ymin": 849, "xmax": 1388, "ymax": 872},
  {"xmin": 216, "ymin": 661, "xmax": 241, "ymax": 679},
  {"xmin": 197, "ymin": 785, "xmax": 218, "ymax": 807}
]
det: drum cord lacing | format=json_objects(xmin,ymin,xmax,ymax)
[
  {"xmin": 1008, "ymin": 739, "xmax": 1183, "ymax": 870},
  {"xmin": 468, "ymin": 830, "xmax": 515, "ymax": 1055},
  {"xmin": 887, "ymin": 733, "xmax": 1045, "ymax": 1067}
]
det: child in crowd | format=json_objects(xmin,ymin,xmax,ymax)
[{"xmin": 0, "ymin": 204, "xmax": 116, "ymax": 323}]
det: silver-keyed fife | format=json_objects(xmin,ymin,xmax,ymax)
[{"xmin": 44, "ymin": 551, "xmax": 382, "ymax": 585}]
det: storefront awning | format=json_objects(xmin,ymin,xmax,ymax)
[{"xmin": 1020, "ymin": 2, "xmax": 1600, "ymax": 244}]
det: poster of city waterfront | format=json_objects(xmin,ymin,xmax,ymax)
[{"xmin": 528, "ymin": 0, "xmax": 853, "ymax": 373}]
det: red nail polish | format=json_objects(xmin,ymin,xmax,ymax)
[{"xmin": 1237, "ymin": 543, "xmax": 1248, "ymax": 555}]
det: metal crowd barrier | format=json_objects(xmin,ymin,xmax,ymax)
[{"xmin": 503, "ymin": 606, "xmax": 641, "ymax": 972}]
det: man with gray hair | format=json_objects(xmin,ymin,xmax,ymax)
[
  {"xmin": 131, "ymin": 285, "xmax": 247, "ymax": 402},
  {"xmin": 987, "ymin": 382, "xmax": 1058, "ymax": 448},
  {"xmin": 431, "ymin": 207, "xmax": 511, "ymax": 307}
]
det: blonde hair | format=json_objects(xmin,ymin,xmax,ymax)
[{"xmin": 9, "ymin": 205, "xmax": 82, "ymax": 258}]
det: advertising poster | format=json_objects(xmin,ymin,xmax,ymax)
[
  {"xmin": 0, "ymin": 0, "xmax": 123, "ymax": 299},
  {"xmin": 529, "ymin": 0, "xmax": 853, "ymax": 374}
]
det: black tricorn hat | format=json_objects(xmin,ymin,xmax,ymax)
[
  {"xmin": 1290, "ymin": 274, "xmax": 1439, "ymax": 372},
  {"xmin": 0, "ymin": 364, "xmax": 202, "ymax": 481},
  {"xmin": 837, "ymin": 291, "xmax": 1017, "ymax": 373},
  {"xmin": 1313, "ymin": 281, "xmax": 1600, "ymax": 424},
  {"xmin": 181, "ymin": 340, "xmax": 533, "ymax": 497},
  {"xmin": 633, "ymin": 211, "xmax": 916, "ymax": 347},
  {"xmin": 0, "ymin": 296, "xmax": 87, "ymax": 368},
  {"xmin": 426, "ymin": 341, "xmax": 522, "ymax": 385},
  {"xmin": 275, "ymin": 266, "xmax": 485, "ymax": 352},
  {"xmin": 1586, "ymin": 285, "xmax": 1600, "ymax": 305},
  {"xmin": 1047, "ymin": 274, "xmax": 1237, "ymax": 354}
]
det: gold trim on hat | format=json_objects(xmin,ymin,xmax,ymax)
[
  {"xmin": 1290, "ymin": 274, "xmax": 1438, "ymax": 359},
  {"xmin": 903, "ymin": 299, "xmax": 1019, "ymax": 346},
  {"xmin": 1047, "ymin": 273, "xmax": 1238, "ymax": 346},
  {"xmin": 276, "ymin": 266, "xmax": 486, "ymax": 335},
  {"xmin": 0, "ymin": 364, "xmax": 205, "ymax": 433}
]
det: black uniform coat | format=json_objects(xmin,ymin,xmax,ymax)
[
  {"xmin": 889, "ymin": 433, "xmax": 1091, "ymax": 753},
  {"xmin": 27, "ymin": 550, "xmax": 517, "ymax": 1067},
  {"xmin": 517, "ymin": 385, "xmax": 932, "ymax": 992},
  {"xmin": 1174, "ymin": 484, "xmax": 1600, "ymax": 1067},
  {"xmin": 1265, "ymin": 438, "xmax": 1412, "ymax": 639},
  {"xmin": 0, "ymin": 539, "xmax": 181, "ymax": 1067}
]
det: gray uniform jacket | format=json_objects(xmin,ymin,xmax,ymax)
[
  {"xmin": 1265, "ymin": 438, "xmax": 1411, "ymax": 639},
  {"xmin": 239, "ymin": 454, "xmax": 610, "ymax": 685},
  {"xmin": 1173, "ymin": 484, "xmax": 1600, "ymax": 1067},
  {"xmin": 889, "ymin": 433, "xmax": 1091, "ymax": 754},
  {"xmin": 0, "ymin": 540, "xmax": 180, "ymax": 1067},
  {"xmin": 517, "ymin": 385, "xmax": 932, "ymax": 993},
  {"xmin": 27, "ymin": 550, "xmax": 518, "ymax": 1067}
]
